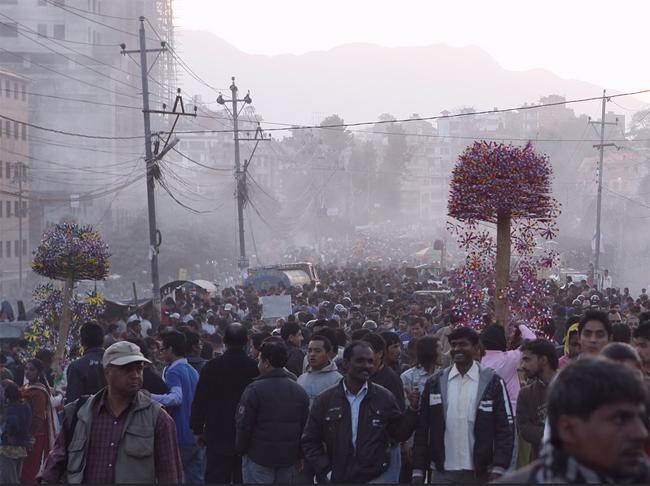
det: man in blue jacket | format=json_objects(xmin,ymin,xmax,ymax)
[{"xmin": 151, "ymin": 330, "xmax": 201, "ymax": 483}]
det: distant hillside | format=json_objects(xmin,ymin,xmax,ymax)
[{"xmin": 174, "ymin": 30, "xmax": 644, "ymax": 126}]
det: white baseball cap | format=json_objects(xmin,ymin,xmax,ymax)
[{"xmin": 103, "ymin": 341, "xmax": 151, "ymax": 367}]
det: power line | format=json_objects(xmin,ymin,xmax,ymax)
[
  {"xmin": 168, "ymin": 87, "xmax": 650, "ymax": 136},
  {"xmin": 0, "ymin": 47, "xmax": 141, "ymax": 101}
]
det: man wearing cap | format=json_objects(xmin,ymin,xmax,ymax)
[{"xmin": 38, "ymin": 341, "xmax": 183, "ymax": 484}]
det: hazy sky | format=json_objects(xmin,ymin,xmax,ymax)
[{"xmin": 175, "ymin": 0, "xmax": 650, "ymax": 102}]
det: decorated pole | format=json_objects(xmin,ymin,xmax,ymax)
[
  {"xmin": 54, "ymin": 277, "xmax": 74, "ymax": 374},
  {"xmin": 448, "ymin": 141, "xmax": 559, "ymax": 329},
  {"xmin": 32, "ymin": 222, "xmax": 110, "ymax": 373},
  {"xmin": 495, "ymin": 212, "xmax": 511, "ymax": 326}
]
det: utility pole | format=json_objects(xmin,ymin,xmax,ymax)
[
  {"xmin": 121, "ymin": 17, "xmax": 195, "ymax": 332},
  {"xmin": 589, "ymin": 89, "xmax": 618, "ymax": 277},
  {"xmin": 217, "ymin": 78, "xmax": 269, "ymax": 275}
]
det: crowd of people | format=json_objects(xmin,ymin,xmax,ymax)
[{"xmin": 0, "ymin": 263, "xmax": 649, "ymax": 484}]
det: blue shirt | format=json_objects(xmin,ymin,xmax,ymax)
[
  {"xmin": 343, "ymin": 380, "xmax": 368, "ymax": 448},
  {"xmin": 151, "ymin": 358, "xmax": 199, "ymax": 445}
]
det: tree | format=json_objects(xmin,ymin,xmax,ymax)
[
  {"xmin": 31, "ymin": 222, "xmax": 110, "ymax": 372},
  {"xmin": 448, "ymin": 141, "xmax": 559, "ymax": 326}
]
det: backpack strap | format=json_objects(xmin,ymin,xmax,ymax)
[{"xmin": 64, "ymin": 395, "xmax": 89, "ymax": 450}]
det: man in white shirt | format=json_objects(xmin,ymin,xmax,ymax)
[{"xmin": 412, "ymin": 327, "xmax": 516, "ymax": 484}]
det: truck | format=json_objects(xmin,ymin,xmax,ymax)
[{"xmin": 245, "ymin": 262, "xmax": 320, "ymax": 291}]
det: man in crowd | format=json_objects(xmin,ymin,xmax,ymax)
[
  {"xmin": 150, "ymin": 330, "xmax": 202, "ymax": 483},
  {"xmin": 301, "ymin": 341, "xmax": 420, "ymax": 483},
  {"xmin": 499, "ymin": 359, "xmax": 649, "ymax": 483},
  {"xmin": 65, "ymin": 322, "xmax": 106, "ymax": 404},
  {"xmin": 38, "ymin": 341, "xmax": 183, "ymax": 483},
  {"xmin": 191, "ymin": 323, "xmax": 259, "ymax": 484},
  {"xmin": 380, "ymin": 331, "xmax": 402, "ymax": 374},
  {"xmin": 297, "ymin": 334, "xmax": 342, "ymax": 408},
  {"xmin": 517, "ymin": 339, "xmax": 558, "ymax": 462},
  {"xmin": 632, "ymin": 322, "xmax": 650, "ymax": 388},
  {"xmin": 281, "ymin": 321, "xmax": 305, "ymax": 378},
  {"xmin": 235, "ymin": 340, "xmax": 310, "ymax": 483},
  {"xmin": 103, "ymin": 323, "xmax": 121, "ymax": 348},
  {"xmin": 412, "ymin": 326, "xmax": 516, "ymax": 484},
  {"xmin": 578, "ymin": 310, "xmax": 612, "ymax": 358}
]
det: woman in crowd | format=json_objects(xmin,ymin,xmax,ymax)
[
  {"xmin": 20, "ymin": 359, "xmax": 58, "ymax": 484},
  {"xmin": 0, "ymin": 384, "xmax": 31, "ymax": 484}
]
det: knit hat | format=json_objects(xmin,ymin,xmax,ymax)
[{"xmin": 480, "ymin": 324, "xmax": 507, "ymax": 352}]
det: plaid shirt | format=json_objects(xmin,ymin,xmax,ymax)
[{"xmin": 38, "ymin": 390, "xmax": 183, "ymax": 484}]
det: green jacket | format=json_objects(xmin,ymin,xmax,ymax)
[{"xmin": 65, "ymin": 389, "xmax": 161, "ymax": 484}]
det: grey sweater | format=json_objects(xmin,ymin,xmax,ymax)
[{"xmin": 297, "ymin": 361, "xmax": 343, "ymax": 408}]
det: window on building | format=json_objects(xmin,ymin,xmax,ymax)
[
  {"xmin": 21, "ymin": 165, "xmax": 27, "ymax": 178},
  {"xmin": 0, "ymin": 241, "xmax": 3, "ymax": 258},
  {"xmin": 13, "ymin": 201, "xmax": 18, "ymax": 217},
  {"xmin": 21, "ymin": 124, "xmax": 26, "ymax": 140},
  {"xmin": 13, "ymin": 121, "xmax": 18, "ymax": 139},
  {"xmin": 6, "ymin": 241, "xmax": 10, "ymax": 258},
  {"xmin": 13, "ymin": 83, "xmax": 18, "ymax": 99},
  {"xmin": 0, "ymin": 22, "xmax": 18, "ymax": 37},
  {"xmin": 22, "ymin": 239, "xmax": 26, "ymax": 256},
  {"xmin": 5, "ymin": 200, "xmax": 10, "ymax": 217},
  {"xmin": 5, "ymin": 162, "xmax": 11, "ymax": 179},
  {"xmin": 5, "ymin": 80, "xmax": 10, "ymax": 97},
  {"xmin": 21, "ymin": 201, "xmax": 27, "ymax": 216},
  {"xmin": 37, "ymin": 24, "xmax": 47, "ymax": 37},
  {"xmin": 21, "ymin": 84, "xmax": 26, "ymax": 101},
  {"xmin": 14, "ymin": 240, "xmax": 19, "ymax": 257},
  {"xmin": 53, "ymin": 24, "xmax": 65, "ymax": 40}
]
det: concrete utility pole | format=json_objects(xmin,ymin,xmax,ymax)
[
  {"xmin": 121, "ymin": 17, "xmax": 195, "ymax": 332},
  {"xmin": 217, "ymin": 78, "xmax": 268, "ymax": 274},
  {"xmin": 589, "ymin": 89, "xmax": 617, "ymax": 276}
]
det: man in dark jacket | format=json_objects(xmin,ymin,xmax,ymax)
[
  {"xmin": 281, "ymin": 321, "xmax": 305, "ymax": 378},
  {"xmin": 412, "ymin": 326, "xmax": 515, "ymax": 484},
  {"xmin": 301, "ymin": 340, "xmax": 420, "ymax": 484},
  {"xmin": 516, "ymin": 339, "xmax": 558, "ymax": 463},
  {"xmin": 236, "ymin": 339, "xmax": 310, "ymax": 483},
  {"xmin": 498, "ymin": 359, "xmax": 649, "ymax": 484},
  {"xmin": 65, "ymin": 322, "xmax": 106, "ymax": 404},
  {"xmin": 191, "ymin": 323, "xmax": 259, "ymax": 484}
]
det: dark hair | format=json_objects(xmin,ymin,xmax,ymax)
[
  {"xmin": 313, "ymin": 328, "xmax": 337, "ymax": 351},
  {"xmin": 0, "ymin": 353, "xmax": 6, "ymax": 365},
  {"xmin": 350, "ymin": 328, "xmax": 371, "ymax": 341},
  {"xmin": 127, "ymin": 338, "xmax": 150, "ymax": 360},
  {"xmin": 260, "ymin": 340, "xmax": 288, "ymax": 368},
  {"xmin": 200, "ymin": 343, "xmax": 214, "ymax": 360},
  {"xmin": 26, "ymin": 358, "xmax": 46, "ymax": 385},
  {"xmin": 448, "ymin": 326, "xmax": 480, "ymax": 346},
  {"xmin": 578, "ymin": 310, "xmax": 612, "ymax": 337},
  {"xmin": 107, "ymin": 323, "xmax": 119, "ymax": 333},
  {"xmin": 144, "ymin": 337, "xmax": 160, "ymax": 350},
  {"xmin": 334, "ymin": 328, "xmax": 348, "ymax": 348},
  {"xmin": 250, "ymin": 331, "xmax": 271, "ymax": 351},
  {"xmin": 182, "ymin": 330, "xmax": 201, "ymax": 350},
  {"xmin": 309, "ymin": 334, "xmax": 333, "ymax": 353},
  {"xmin": 362, "ymin": 332, "xmax": 386, "ymax": 355},
  {"xmin": 80, "ymin": 322, "xmax": 104, "ymax": 348},
  {"xmin": 343, "ymin": 340, "xmax": 374, "ymax": 361},
  {"xmin": 416, "ymin": 336, "xmax": 440, "ymax": 369},
  {"xmin": 35, "ymin": 349, "xmax": 53, "ymax": 364},
  {"xmin": 4, "ymin": 383, "xmax": 21, "ymax": 402},
  {"xmin": 520, "ymin": 338, "xmax": 559, "ymax": 371},
  {"xmin": 480, "ymin": 324, "xmax": 507, "ymax": 352},
  {"xmin": 223, "ymin": 323, "xmax": 248, "ymax": 347},
  {"xmin": 601, "ymin": 342, "xmax": 642, "ymax": 367},
  {"xmin": 161, "ymin": 330, "xmax": 186, "ymax": 357},
  {"xmin": 380, "ymin": 331, "xmax": 400, "ymax": 348},
  {"xmin": 611, "ymin": 323, "xmax": 632, "ymax": 343},
  {"xmin": 633, "ymin": 322, "xmax": 650, "ymax": 340},
  {"xmin": 548, "ymin": 358, "xmax": 647, "ymax": 448},
  {"xmin": 280, "ymin": 321, "xmax": 302, "ymax": 341}
]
